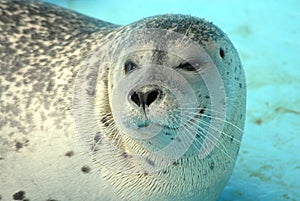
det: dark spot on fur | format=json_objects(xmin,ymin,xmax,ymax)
[
  {"xmin": 230, "ymin": 135, "xmax": 234, "ymax": 142},
  {"xmin": 219, "ymin": 48, "xmax": 225, "ymax": 59},
  {"xmin": 122, "ymin": 152, "xmax": 128, "ymax": 158},
  {"xmin": 146, "ymin": 158, "xmax": 155, "ymax": 166},
  {"xmin": 239, "ymin": 83, "xmax": 242, "ymax": 88},
  {"xmin": 0, "ymin": 194, "xmax": 2, "ymax": 200},
  {"xmin": 205, "ymin": 95, "xmax": 210, "ymax": 99},
  {"xmin": 143, "ymin": 172, "xmax": 148, "ymax": 176},
  {"xmin": 14, "ymin": 139, "xmax": 29, "ymax": 151},
  {"xmin": 226, "ymin": 71, "xmax": 230, "ymax": 75},
  {"xmin": 199, "ymin": 108, "xmax": 205, "ymax": 114},
  {"xmin": 15, "ymin": 141, "xmax": 23, "ymax": 150},
  {"xmin": 170, "ymin": 137, "xmax": 174, "ymax": 140},
  {"xmin": 173, "ymin": 161, "xmax": 179, "ymax": 166},
  {"xmin": 0, "ymin": 157, "xmax": 4, "ymax": 160},
  {"xmin": 46, "ymin": 199, "xmax": 58, "ymax": 201},
  {"xmin": 209, "ymin": 160, "xmax": 215, "ymax": 170},
  {"xmin": 81, "ymin": 165, "xmax": 91, "ymax": 173},
  {"xmin": 196, "ymin": 134, "xmax": 201, "ymax": 138},
  {"xmin": 12, "ymin": 190, "xmax": 25, "ymax": 200},
  {"xmin": 94, "ymin": 132, "xmax": 102, "ymax": 143},
  {"xmin": 65, "ymin": 151, "xmax": 74, "ymax": 157}
]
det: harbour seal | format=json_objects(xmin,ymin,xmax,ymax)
[{"xmin": 0, "ymin": 0, "xmax": 246, "ymax": 201}]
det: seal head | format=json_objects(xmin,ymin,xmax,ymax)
[{"xmin": 74, "ymin": 14, "xmax": 246, "ymax": 201}]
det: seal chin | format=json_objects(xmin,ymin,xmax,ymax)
[
  {"xmin": 132, "ymin": 122, "xmax": 165, "ymax": 140},
  {"xmin": 137, "ymin": 119, "xmax": 150, "ymax": 128}
]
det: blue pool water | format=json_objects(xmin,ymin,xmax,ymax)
[{"xmin": 45, "ymin": 1, "xmax": 300, "ymax": 200}]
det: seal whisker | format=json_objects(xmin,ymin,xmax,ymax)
[
  {"xmin": 180, "ymin": 111, "xmax": 239, "ymax": 162},
  {"xmin": 180, "ymin": 116, "xmax": 235, "ymax": 161},
  {"xmin": 179, "ymin": 122, "xmax": 205, "ymax": 155},
  {"xmin": 176, "ymin": 107, "xmax": 244, "ymax": 133},
  {"xmin": 174, "ymin": 109, "xmax": 243, "ymax": 145}
]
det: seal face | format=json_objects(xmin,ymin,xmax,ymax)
[{"xmin": 0, "ymin": 1, "xmax": 246, "ymax": 201}]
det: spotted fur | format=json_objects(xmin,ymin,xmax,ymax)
[{"xmin": 0, "ymin": 1, "xmax": 246, "ymax": 201}]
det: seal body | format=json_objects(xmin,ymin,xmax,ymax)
[{"xmin": 0, "ymin": 1, "xmax": 246, "ymax": 201}]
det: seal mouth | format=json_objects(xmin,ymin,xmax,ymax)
[{"xmin": 136, "ymin": 123, "xmax": 164, "ymax": 136}]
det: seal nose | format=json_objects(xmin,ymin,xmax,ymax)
[{"xmin": 130, "ymin": 89, "xmax": 161, "ymax": 108}]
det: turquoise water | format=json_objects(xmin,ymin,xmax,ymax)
[{"xmin": 46, "ymin": 1, "xmax": 300, "ymax": 200}]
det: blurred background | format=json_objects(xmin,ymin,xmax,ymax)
[{"xmin": 45, "ymin": 0, "xmax": 300, "ymax": 200}]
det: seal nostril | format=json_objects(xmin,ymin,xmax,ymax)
[
  {"xmin": 146, "ymin": 90, "xmax": 159, "ymax": 106},
  {"xmin": 131, "ymin": 92, "xmax": 141, "ymax": 107},
  {"xmin": 130, "ymin": 89, "xmax": 161, "ymax": 108}
]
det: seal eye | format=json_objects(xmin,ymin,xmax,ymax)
[
  {"xmin": 124, "ymin": 60, "xmax": 138, "ymax": 74},
  {"xmin": 177, "ymin": 62, "xmax": 196, "ymax": 71}
]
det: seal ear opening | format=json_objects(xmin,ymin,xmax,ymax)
[{"xmin": 219, "ymin": 48, "xmax": 225, "ymax": 59}]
